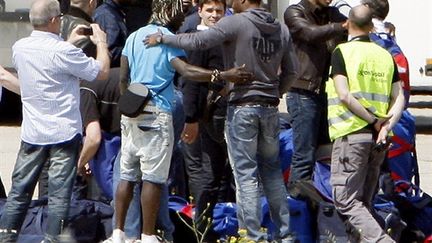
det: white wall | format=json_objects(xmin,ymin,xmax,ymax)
[
  {"xmin": 4, "ymin": 0, "xmax": 31, "ymax": 12},
  {"xmin": 386, "ymin": 0, "xmax": 432, "ymax": 86},
  {"xmin": 283, "ymin": 0, "xmax": 432, "ymax": 86}
]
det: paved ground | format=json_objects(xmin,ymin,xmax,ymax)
[
  {"xmin": 1, "ymin": 124, "xmax": 431, "ymax": 197},
  {"xmin": 407, "ymin": 94, "xmax": 432, "ymax": 194}
]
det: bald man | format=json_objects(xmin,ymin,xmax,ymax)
[
  {"xmin": 326, "ymin": 5, "xmax": 404, "ymax": 242},
  {"xmin": 0, "ymin": 0, "xmax": 110, "ymax": 242}
]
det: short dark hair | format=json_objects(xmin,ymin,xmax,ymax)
[
  {"xmin": 349, "ymin": 5, "xmax": 373, "ymax": 29},
  {"xmin": 198, "ymin": 0, "xmax": 226, "ymax": 10},
  {"xmin": 361, "ymin": 0, "xmax": 389, "ymax": 20}
]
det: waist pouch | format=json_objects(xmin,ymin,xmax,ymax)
[{"xmin": 118, "ymin": 83, "xmax": 151, "ymax": 118}]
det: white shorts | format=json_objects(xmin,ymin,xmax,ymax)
[{"xmin": 119, "ymin": 109, "xmax": 173, "ymax": 184}]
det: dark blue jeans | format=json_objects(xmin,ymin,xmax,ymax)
[
  {"xmin": 286, "ymin": 89, "xmax": 329, "ymax": 184},
  {"xmin": 0, "ymin": 134, "xmax": 81, "ymax": 242},
  {"xmin": 167, "ymin": 89, "xmax": 187, "ymax": 197}
]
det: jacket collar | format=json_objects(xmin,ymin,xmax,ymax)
[
  {"xmin": 67, "ymin": 6, "xmax": 93, "ymax": 23},
  {"xmin": 301, "ymin": 0, "xmax": 319, "ymax": 13},
  {"xmin": 105, "ymin": 0, "xmax": 126, "ymax": 18},
  {"xmin": 301, "ymin": 0, "xmax": 330, "ymax": 16},
  {"xmin": 350, "ymin": 35, "xmax": 371, "ymax": 42}
]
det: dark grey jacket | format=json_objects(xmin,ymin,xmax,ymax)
[{"xmin": 163, "ymin": 8, "xmax": 298, "ymax": 105}]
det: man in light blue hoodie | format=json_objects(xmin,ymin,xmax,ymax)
[{"xmin": 145, "ymin": 0, "xmax": 298, "ymax": 241}]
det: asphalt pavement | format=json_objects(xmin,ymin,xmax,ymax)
[{"xmin": 1, "ymin": 120, "xmax": 431, "ymax": 198}]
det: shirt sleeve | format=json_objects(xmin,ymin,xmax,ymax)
[
  {"xmin": 330, "ymin": 48, "xmax": 347, "ymax": 77},
  {"xmin": 163, "ymin": 15, "xmax": 236, "ymax": 51},
  {"xmin": 166, "ymin": 45, "xmax": 186, "ymax": 62},
  {"xmin": 392, "ymin": 61, "xmax": 400, "ymax": 83},
  {"xmin": 80, "ymin": 86, "xmax": 100, "ymax": 130},
  {"xmin": 58, "ymin": 47, "xmax": 100, "ymax": 82}
]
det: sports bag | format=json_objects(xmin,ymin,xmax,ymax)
[{"xmin": 88, "ymin": 131, "xmax": 121, "ymax": 200}]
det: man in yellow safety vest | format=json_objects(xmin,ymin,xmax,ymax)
[{"xmin": 326, "ymin": 4, "xmax": 405, "ymax": 242}]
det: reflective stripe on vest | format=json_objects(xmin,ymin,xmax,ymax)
[{"xmin": 326, "ymin": 41, "xmax": 394, "ymax": 140}]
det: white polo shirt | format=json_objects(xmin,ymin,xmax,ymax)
[{"xmin": 13, "ymin": 30, "xmax": 101, "ymax": 145}]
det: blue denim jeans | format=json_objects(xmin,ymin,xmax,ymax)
[
  {"xmin": 225, "ymin": 105, "xmax": 290, "ymax": 242},
  {"xmin": 168, "ymin": 89, "xmax": 187, "ymax": 198},
  {"xmin": 0, "ymin": 134, "xmax": 81, "ymax": 242},
  {"xmin": 286, "ymin": 89, "xmax": 329, "ymax": 183},
  {"xmin": 112, "ymin": 151, "xmax": 174, "ymax": 241}
]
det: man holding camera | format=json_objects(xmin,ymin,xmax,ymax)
[
  {"xmin": 0, "ymin": 0, "xmax": 110, "ymax": 242},
  {"xmin": 326, "ymin": 5, "xmax": 404, "ymax": 242}
]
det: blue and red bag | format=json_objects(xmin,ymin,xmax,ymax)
[
  {"xmin": 212, "ymin": 202, "xmax": 238, "ymax": 237},
  {"xmin": 279, "ymin": 128, "xmax": 294, "ymax": 184},
  {"xmin": 370, "ymin": 32, "xmax": 410, "ymax": 107},
  {"xmin": 386, "ymin": 110, "xmax": 419, "ymax": 194},
  {"xmin": 313, "ymin": 161, "xmax": 333, "ymax": 202}
]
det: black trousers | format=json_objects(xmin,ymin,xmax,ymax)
[{"xmin": 182, "ymin": 117, "xmax": 235, "ymax": 239}]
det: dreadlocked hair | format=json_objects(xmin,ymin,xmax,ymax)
[{"xmin": 149, "ymin": 0, "xmax": 183, "ymax": 26}]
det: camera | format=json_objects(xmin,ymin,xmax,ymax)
[
  {"xmin": 374, "ymin": 137, "xmax": 391, "ymax": 152},
  {"xmin": 80, "ymin": 27, "xmax": 93, "ymax": 36}
]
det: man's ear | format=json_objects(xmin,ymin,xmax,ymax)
[
  {"xmin": 50, "ymin": 16, "xmax": 57, "ymax": 25},
  {"xmin": 89, "ymin": 0, "xmax": 97, "ymax": 11},
  {"xmin": 198, "ymin": 7, "xmax": 202, "ymax": 18}
]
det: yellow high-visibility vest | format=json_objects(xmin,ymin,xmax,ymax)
[{"xmin": 326, "ymin": 41, "xmax": 394, "ymax": 141}]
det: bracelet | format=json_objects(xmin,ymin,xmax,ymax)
[{"xmin": 210, "ymin": 69, "xmax": 221, "ymax": 83}]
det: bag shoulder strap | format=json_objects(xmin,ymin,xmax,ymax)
[{"xmin": 129, "ymin": 30, "xmax": 171, "ymax": 97}]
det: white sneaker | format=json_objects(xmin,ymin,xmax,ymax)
[
  {"xmin": 104, "ymin": 235, "xmax": 139, "ymax": 243},
  {"xmin": 141, "ymin": 234, "xmax": 160, "ymax": 243},
  {"xmin": 125, "ymin": 238, "xmax": 140, "ymax": 243},
  {"xmin": 102, "ymin": 236, "xmax": 113, "ymax": 243},
  {"xmin": 112, "ymin": 229, "xmax": 126, "ymax": 243}
]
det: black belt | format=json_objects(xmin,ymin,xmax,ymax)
[
  {"xmin": 231, "ymin": 101, "xmax": 278, "ymax": 108},
  {"xmin": 290, "ymin": 79, "xmax": 322, "ymax": 94}
]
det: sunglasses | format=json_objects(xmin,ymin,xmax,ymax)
[{"xmin": 52, "ymin": 13, "xmax": 64, "ymax": 20}]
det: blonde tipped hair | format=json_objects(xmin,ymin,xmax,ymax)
[{"xmin": 149, "ymin": 0, "xmax": 183, "ymax": 26}]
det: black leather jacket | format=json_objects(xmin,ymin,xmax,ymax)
[
  {"xmin": 60, "ymin": 7, "xmax": 96, "ymax": 58},
  {"xmin": 284, "ymin": 0, "xmax": 346, "ymax": 93}
]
